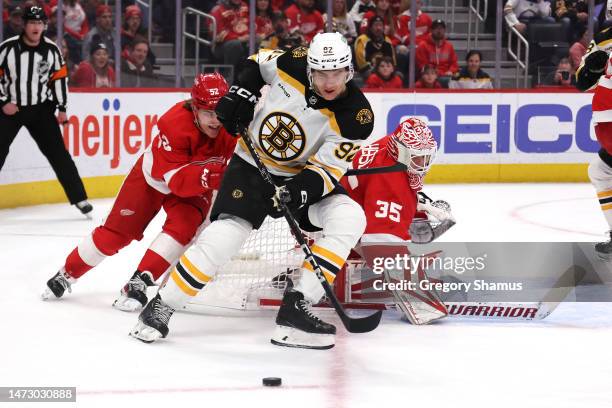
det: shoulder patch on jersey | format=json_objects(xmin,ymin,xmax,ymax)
[
  {"xmin": 277, "ymin": 48, "xmax": 309, "ymax": 89},
  {"xmin": 328, "ymin": 83, "xmax": 374, "ymax": 141},
  {"xmin": 356, "ymin": 108, "xmax": 373, "ymax": 125},
  {"xmin": 292, "ymin": 46, "xmax": 308, "ymax": 58}
]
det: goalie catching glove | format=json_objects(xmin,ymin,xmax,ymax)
[
  {"xmin": 215, "ymin": 85, "xmax": 259, "ymax": 136},
  {"xmin": 268, "ymin": 168, "xmax": 325, "ymax": 218},
  {"xmin": 416, "ymin": 191, "xmax": 455, "ymax": 223},
  {"xmin": 410, "ymin": 192, "xmax": 455, "ymax": 244}
]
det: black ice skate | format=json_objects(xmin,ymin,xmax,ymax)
[
  {"xmin": 271, "ymin": 280, "xmax": 336, "ymax": 350},
  {"xmin": 75, "ymin": 200, "xmax": 93, "ymax": 218},
  {"xmin": 595, "ymin": 231, "xmax": 612, "ymax": 261},
  {"xmin": 129, "ymin": 294, "xmax": 175, "ymax": 343},
  {"xmin": 113, "ymin": 271, "xmax": 155, "ymax": 312},
  {"xmin": 41, "ymin": 269, "xmax": 76, "ymax": 300}
]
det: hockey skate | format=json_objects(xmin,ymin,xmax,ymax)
[
  {"xmin": 75, "ymin": 200, "xmax": 93, "ymax": 219},
  {"xmin": 130, "ymin": 294, "xmax": 175, "ymax": 343},
  {"xmin": 42, "ymin": 269, "xmax": 76, "ymax": 300},
  {"xmin": 271, "ymin": 280, "xmax": 336, "ymax": 350},
  {"xmin": 113, "ymin": 271, "xmax": 155, "ymax": 312},
  {"xmin": 595, "ymin": 231, "xmax": 612, "ymax": 261}
]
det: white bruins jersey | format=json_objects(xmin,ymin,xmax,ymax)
[{"xmin": 235, "ymin": 47, "xmax": 374, "ymax": 196}]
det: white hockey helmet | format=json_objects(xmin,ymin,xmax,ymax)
[
  {"xmin": 307, "ymin": 32, "xmax": 354, "ymax": 86},
  {"xmin": 389, "ymin": 118, "xmax": 437, "ymax": 175}
]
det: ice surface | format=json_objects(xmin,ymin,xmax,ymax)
[{"xmin": 2, "ymin": 184, "xmax": 612, "ymax": 408}]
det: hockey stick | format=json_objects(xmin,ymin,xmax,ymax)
[
  {"xmin": 239, "ymin": 129, "xmax": 382, "ymax": 333},
  {"xmin": 345, "ymin": 163, "xmax": 407, "ymax": 176}
]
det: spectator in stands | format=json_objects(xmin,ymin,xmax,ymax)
[
  {"xmin": 260, "ymin": 11, "xmax": 305, "ymax": 50},
  {"xmin": 415, "ymin": 19, "xmax": 458, "ymax": 87},
  {"xmin": 396, "ymin": 0, "xmax": 432, "ymax": 47},
  {"xmin": 449, "ymin": 50, "xmax": 493, "ymax": 89},
  {"xmin": 285, "ymin": 0, "xmax": 324, "ymax": 44},
  {"xmin": 348, "ymin": 0, "xmax": 376, "ymax": 31},
  {"xmin": 80, "ymin": 0, "xmax": 103, "ymax": 27},
  {"xmin": 415, "ymin": 64, "xmax": 442, "ymax": 88},
  {"xmin": 360, "ymin": 0, "xmax": 397, "ymax": 41},
  {"xmin": 323, "ymin": 0, "xmax": 358, "ymax": 45},
  {"xmin": 61, "ymin": 0, "xmax": 90, "ymax": 64},
  {"xmin": 121, "ymin": 37, "xmax": 156, "ymax": 87},
  {"xmin": 71, "ymin": 42, "xmax": 116, "ymax": 88},
  {"xmin": 504, "ymin": 0, "xmax": 555, "ymax": 35},
  {"xmin": 121, "ymin": 5, "xmax": 146, "ymax": 49},
  {"xmin": 121, "ymin": 5, "xmax": 156, "ymax": 65},
  {"xmin": 365, "ymin": 55, "xmax": 403, "ymax": 88},
  {"xmin": 3, "ymin": 5, "xmax": 23, "ymax": 39},
  {"xmin": 211, "ymin": 0, "xmax": 249, "ymax": 73},
  {"xmin": 544, "ymin": 57, "xmax": 576, "ymax": 86},
  {"xmin": 569, "ymin": 25, "xmax": 589, "ymax": 71},
  {"xmin": 49, "ymin": 33, "xmax": 76, "ymax": 78},
  {"xmin": 255, "ymin": 0, "xmax": 275, "ymax": 46},
  {"xmin": 354, "ymin": 14, "xmax": 396, "ymax": 79},
  {"xmin": 552, "ymin": 0, "xmax": 588, "ymax": 42},
  {"xmin": 46, "ymin": 5, "xmax": 60, "ymax": 38},
  {"xmin": 82, "ymin": 5, "xmax": 115, "ymax": 63}
]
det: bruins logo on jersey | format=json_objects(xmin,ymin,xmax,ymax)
[
  {"xmin": 259, "ymin": 112, "xmax": 306, "ymax": 162},
  {"xmin": 292, "ymin": 47, "xmax": 308, "ymax": 58},
  {"xmin": 356, "ymin": 109, "xmax": 373, "ymax": 125}
]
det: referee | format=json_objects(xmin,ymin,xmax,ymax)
[{"xmin": 0, "ymin": 6, "xmax": 92, "ymax": 216}]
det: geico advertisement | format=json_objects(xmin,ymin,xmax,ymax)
[
  {"xmin": 0, "ymin": 91, "xmax": 189, "ymax": 185},
  {"xmin": 0, "ymin": 91, "xmax": 598, "ymax": 185},
  {"xmin": 366, "ymin": 91, "xmax": 597, "ymax": 164}
]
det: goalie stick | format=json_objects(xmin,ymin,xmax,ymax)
[
  {"xmin": 345, "ymin": 163, "xmax": 408, "ymax": 176},
  {"xmin": 239, "ymin": 129, "xmax": 383, "ymax": 333},
  {"xmin": 382, "ymin": 264, "xmax": 586, "ymax": 322}
]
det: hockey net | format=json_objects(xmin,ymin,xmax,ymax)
[
  {"xmin": 183, "ymin": 216, "xmax": 385, "ymax": 314},
  {"xmin": 185, "ymin": 217, "xmax": 313, "ymax": 313}
]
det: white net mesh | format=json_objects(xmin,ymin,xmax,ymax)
[{"xmin": 186, "ymin": 217, "xmax": 318, "ymax": 313}]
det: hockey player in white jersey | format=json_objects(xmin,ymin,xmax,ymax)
[{"xmin": 130, "ymin": 33, "xmax": 374, "ymax": 349}]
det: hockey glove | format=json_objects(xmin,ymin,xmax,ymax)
[
  {"xmin": 267, "ymin": 169, "xmax": 325, "ymax": 218},
  {"xmin": 200, "ymin": 162, "xmax": 226, "ymax": 191},
  {"xmin": 585, "ymin": 50, "xmax": 608, "ymax": 74},
  {"xmin": 417, "ymin": 191, "xmax": 455, "ymax": 222},
  {"xmin": 215, "ymin": 85, "xmax": 258, "ymax": 137}
]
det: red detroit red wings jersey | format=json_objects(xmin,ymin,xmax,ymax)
[
  {"xmin": 142, "ymin": 101, "xmax": 237, "ymax": 198},
  {"xmin": 341, "ymin": 135, "xmax": 418, "ymax": 242}
]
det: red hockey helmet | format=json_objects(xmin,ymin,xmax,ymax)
[
  {"xmin": 389, "ymin": 117, "xmax": 437, "ymax": 175},
  {"xmin": 191, "ymin": 72, "xmax": 229, "ymax": 111}
]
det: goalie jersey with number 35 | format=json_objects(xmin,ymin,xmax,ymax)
[
  {"xmin": 234, "ymin": 47, "xmax": 374, "ymax": 193},
  {"xmin": 341, "ymin": 135, "xmax": 422, "ymax": 242}
]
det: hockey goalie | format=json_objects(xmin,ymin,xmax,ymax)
[{"xmin": 341, "ymin": 117, "xmax": 456, "ymax": 325}]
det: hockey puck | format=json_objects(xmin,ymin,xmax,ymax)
[{"xmin": 262, "ymin": 377, "xmax": 282, "ymax": 387}]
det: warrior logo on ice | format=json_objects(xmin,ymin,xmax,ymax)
[{"xmin": 258, "ymin": 112, "xmax": 306, "ymax": 161}]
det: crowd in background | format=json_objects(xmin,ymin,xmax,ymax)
[{"xmin": 1, "ymin": 0, "xmax": 607, "ymax": 89}]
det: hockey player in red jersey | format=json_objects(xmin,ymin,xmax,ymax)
[
  {"xmin": 576, "ymin": 27, "xmax": 612, "ymax": 259},
  {"xmin": 342, "ymin": 117, "xmax": 454, "ymax": 244},
  {"xmin": 341, "ymin": 117, "xmax": 455, "ymax": 324},
  {"xmin": 42, "ymin": 73, "xmax": 237, "ymax": 310}
]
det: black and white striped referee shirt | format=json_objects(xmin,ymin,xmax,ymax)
[{"xmin": 0, "ymin": 35, "xmax": 68, "ymax": 111}]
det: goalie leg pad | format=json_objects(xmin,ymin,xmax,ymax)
[{"xmin": 271, "ymin": 325, "xmax": 335, "ymax": 350}]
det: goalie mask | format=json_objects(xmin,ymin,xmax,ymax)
[
  {"xmin": 306, "ymin": 32, "xmax": 354, "ymax": 90},
  {"xmin": 389, "ymin": 118, "xmax": 437, "ymax": 176}
]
